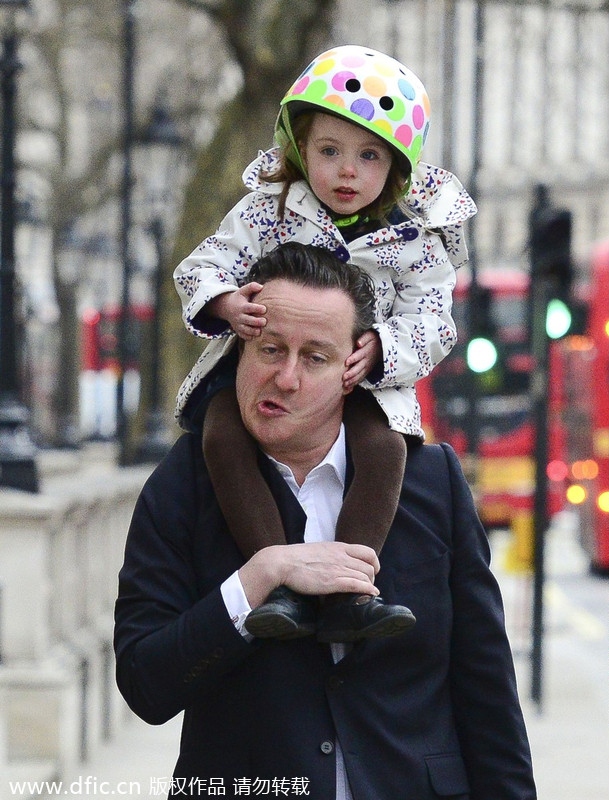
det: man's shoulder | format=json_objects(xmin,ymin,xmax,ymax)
[
  {"xmin": 142, "ymin": 432, "xmax": 209, "ymax": 505},
  {"xmin": 403, "ymin": 439, "xmax": 462, "ymax": 482},
  {"xmin": 157, "ymin": 430, "xmax": 201, "ymax": 468},
  {"xmin": 404, "ymin": 437, "xmax": 448, "ymax": 460}
]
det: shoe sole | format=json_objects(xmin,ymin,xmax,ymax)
[
  {"xmin": 316, "ymin": 615, "xmax": 416, "ymax": 643},
  {"xmin": 244, "ymin": 612, "xmax": 316, "ymax": 640}
]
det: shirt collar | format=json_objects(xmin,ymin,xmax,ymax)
[{"xmin": 266, "ymin": 424, "xmax": 346, "ymax": 490}]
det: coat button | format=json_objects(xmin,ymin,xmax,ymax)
[
  {"xmin": 320, "ymin": 740, "xmax": 334, "ymax": 755},
  {"xmin": 333, "ymin": 245, "xmax": 350, "ymax": 262},
  {"xmin": 400, "ymin": 226, "xmax": 419, "ymax": 241}
]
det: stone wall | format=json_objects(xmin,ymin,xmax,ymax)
[{"xmin": 0, "ymin": 445, "xmax": 152, "ymax": 797}]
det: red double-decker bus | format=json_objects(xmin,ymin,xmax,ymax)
[
  {"xmin": 421, "ymin": 268, "xmax": 558, "ymax": 569},
  {"xmin": 555, "ymin": 243, "xmax": 609, "ymax": 571},
  {"xmin": 80, "ymin": 304, "xmax": 154, "ymax": 439},
  {"xmin": 421, "ymin": 251, "xmax": 608, "ymax": 572}
]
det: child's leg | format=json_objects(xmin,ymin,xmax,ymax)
[
  {"xmin": 203, "ymin": 387, "xmax": 286, "ymax": 560},
  {"xmin": 336, "ymin": 389, "xmax": 407, "ymax": 553},
  {"xmin": 315, "ymin": 390, "xmax": 415, "ymax": 643}
]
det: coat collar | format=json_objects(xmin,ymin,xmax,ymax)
[
  {"xmin": 242, "ymin": 150, "xmax": 419, "ymax": 250},
  {"xmin": 257, "ymin": 450, "xmax": 307, "ymax": 546},
  {"xmin": 256, "ymin": 439, "xmax": 355, "ymax": 548},
  {"xmin": 241, "ymin": 148, "xmax": 476, "ymax": 233}
]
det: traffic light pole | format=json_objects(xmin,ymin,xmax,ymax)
[
  {"xmin": 530, "ymin": 277, "xmax": 551, "ymax": 710},
  {"xmin": 528, "ymin": 184, "xmax": 575, "ymax": 710}
]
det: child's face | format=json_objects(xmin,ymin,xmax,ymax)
[{"xmin": 302, "ymin": 113, "xmax": 393, "ymax": 217}]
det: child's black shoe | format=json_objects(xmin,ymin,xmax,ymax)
[
  {"xmin": 316, "ymin": 593, "xmax": 416, "ymax": 643},
  {"xmin": 244, "ymin": 585, "xmax": 316, "ymax": 640}
]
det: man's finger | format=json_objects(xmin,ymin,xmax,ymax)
[{"xmin": 343, "ymin": 543, "xmax": 381, "ymax": 571}]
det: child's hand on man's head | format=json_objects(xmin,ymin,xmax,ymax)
[
  {"xmin": 208, "ymin": 282, "xmax": 267, "ymax": 340},
  {"xmin": 342, "ymin": 330, "xmax": 382, "ymax": 389}
]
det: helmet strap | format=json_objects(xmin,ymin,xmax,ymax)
[
  {"xmin": 279, "ymin": 106, "xmax": 309, "ymax": 180},
  {"xmin": 400, "ymin": 172, "xmax": 413, "ymax": 198},
  {"xmin": 333, "ymin": 213, "xmax": 366, "ymax": 228}
]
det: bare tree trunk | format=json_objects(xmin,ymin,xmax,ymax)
[{"xmin": 160, "ymin": 0, "xmax": 336, "ymax": 424}]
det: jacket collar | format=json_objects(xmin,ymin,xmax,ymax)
[
  {"xmin": 242, "ymin": 147, "xmax": 474, "ymax": 219},
  {"xmin": 257, "ymin": 450, "xmax": 307, "ymax": 545},
  {"xmin": 256, "ymin": 439, "xmax": 355, "ymax": 547},
  {"xmin": 240, "ymin": 147, "xmax": 470, "ymax": 245}
]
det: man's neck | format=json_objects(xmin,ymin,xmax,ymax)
[
  {"xmin": 272, "ymin": 446, "xmax": 332, "ymax": 487},
  {"xmin": 266, "ymin": 426, "xmax": 345, "ymax": 487}
]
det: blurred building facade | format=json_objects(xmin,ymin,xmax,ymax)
[
  {"xmin": 336, "ymin": 0, "xmax": 609, "ymax": 273},
  {"xmin": 1, "ymin": 0, "xmax": 609, "ymax": 789},
  {"xmin": 7, "ymin": 0, "xmax": 609, "ymax": 446}
]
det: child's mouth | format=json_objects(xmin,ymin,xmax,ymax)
[{"xmin": 335, "ymin": 188, "xmax": 357, "ymax": 201}]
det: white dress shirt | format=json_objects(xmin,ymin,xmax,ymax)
[{"xmin": 220, "ymin": 424, "xmax": 353, "ymax": 800}]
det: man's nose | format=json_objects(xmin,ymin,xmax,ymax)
[{"xmin": 274, "ymin": 359, "xmax": 300, "ymax": 392}]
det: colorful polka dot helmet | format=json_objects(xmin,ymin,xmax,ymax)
[{"xmin": 275, "ymin": 45, "xmax": 431, "ymax": 177}]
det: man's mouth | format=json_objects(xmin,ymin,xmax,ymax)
[{"xmin": 258, "ymin": 400, "xmax": 288, "ymax": 416}]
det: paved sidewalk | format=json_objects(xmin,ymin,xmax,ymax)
[
  {"xmin": 494, "ymin": 517, "xmax": 609, "ymax": 800},
  {"xmin": 42, "ymin": 712, "xmax": 184, "ymax": 799},
  {"xmin": 40, "ymin": 517, "xmax": 608, "ymax": 800}
]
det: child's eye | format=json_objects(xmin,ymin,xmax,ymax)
[
  {"xmin": 321, "ymin": 146, "xmax": 338, "ymax": 157},
  {"xmin": 361, "ymin": 150, "xmax": 379, "ymax": 161}
]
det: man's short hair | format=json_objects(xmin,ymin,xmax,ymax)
[{"xmin": 246, "ymin": 242, "xmax": 377, "ymax": 339}]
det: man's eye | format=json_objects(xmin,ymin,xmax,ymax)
[{"xmin": 308, "ymin": 353, "xmax": 327, "ymax": 365}]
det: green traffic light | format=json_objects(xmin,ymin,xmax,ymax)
[
  {"xmin": 546, "ymin": 298, "xmax": 572, "ymax": 339},
  {"xmin": 466, "ymin": 337, "xmax": 498, "ymax": 373}
]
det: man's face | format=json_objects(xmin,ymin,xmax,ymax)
[{"xmin": 236, "ymin": 278, "xmax": 356, "ymax": 472}]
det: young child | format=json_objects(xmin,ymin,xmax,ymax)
[{"xmin": 173, "ymin": 45, "xmax": 476, "ymax": 643}]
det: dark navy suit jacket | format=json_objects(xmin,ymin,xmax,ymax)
[{"xmin": 114, "ymin": 433, "xmax": 536, "ymax": 799}]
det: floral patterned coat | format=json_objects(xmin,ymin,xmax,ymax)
[{"xmin": 173, "ymin": 149, "xmax": 476, "ymax": 437}]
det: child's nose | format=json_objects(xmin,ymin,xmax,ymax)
[{"xmin": 339, "ymin": 158, "xmax": 356, "ymax": 177}]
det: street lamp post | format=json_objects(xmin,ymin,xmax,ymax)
[
  {"xmin": 117, "ymin": 0, "xmax": 135, "ymax": 466},
  {"xmin": 133, "ymin": 99, "xmax": 183, "ymax": 464},
  {"xmin": 0, "ymin": 0, "xmax": 38, "ymax": 492},
  {"xmin": 463, "ymin": 0, "xmax": 485, "ymax": 474}
]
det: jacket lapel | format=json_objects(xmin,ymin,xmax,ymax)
[{"xmin": 257, "ymin": 452, "xmax": 307, "ymax": 545}]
